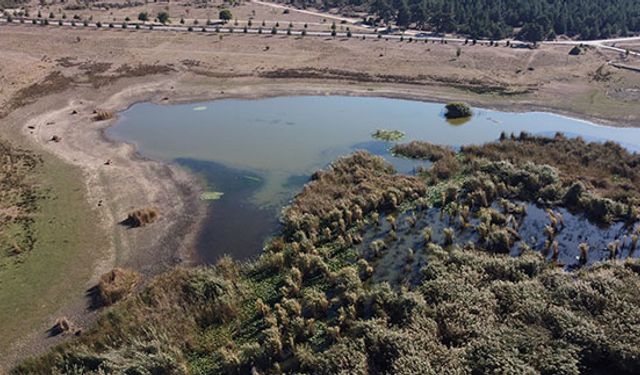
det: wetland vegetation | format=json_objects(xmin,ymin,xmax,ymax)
[
  {"xmin": 371, "ymin": 129, "xmax": 405, "ymax": 142},
  {"xmin": 444, "ymin": 102, "xmax": 473, "ymax": 119},
  {"xmin": 106, "ymin": 96, "xmax": 640, "ymax": 263},
  {"xmin": 16, "ymin": 134, "xmax": 640, "ymax": 374}
]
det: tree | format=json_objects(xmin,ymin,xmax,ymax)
[
  {"xmin": 410, "ymin": 0, "xmax": 427, "ymax": 28},
  {"xmin": 157, "ymin": 11, "xmax": 169, "ymax": 24},
  {"xmin": 396, "ymin": 0, "xmax": 411, "ymax": 29},
  {"xmin": 219, "ymin": 9, "xmax": 232, "ymax": 22},
  {"xmin": 517, "ymin": 22, "xmax": 545, "ymax": 43},
  {"xmin": 138, "ymin": 12, "xmax": 148, "ymax": 22},
  {"xmin": 372, "ymin": 0, "xmax": 393, "ymax": 23},
  {"xmin": 432, "ymin": 11, "xmax": 455, "ymax": 33}
]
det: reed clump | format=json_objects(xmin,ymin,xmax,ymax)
[
  {"xmin": 93, "ymin": 110, "xmax": 114, "ymax": 121},
  {"xmin": 124, "ymin": 207, "xmax": 159, "ymax": 227},
  {"xmin": 392, "ymin": 141, "xmax": 455, "ymax": 161},
  {"xmin": 95, "ymin": 267, "xmax": 141, "ymax": 306}
]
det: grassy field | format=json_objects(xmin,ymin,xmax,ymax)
[{"xmin": 0, "ymin": 142, "xmax": 108, "ymax": 359}]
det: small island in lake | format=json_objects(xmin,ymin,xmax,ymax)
[{"xmin": 445, "ymin": 102, "xmax": 473, "ymax": 119}]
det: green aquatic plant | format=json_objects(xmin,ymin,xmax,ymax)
[
  {"xmin": 200, "ymin": 191, "xmax": 224, "ymax": 201},
  {"xmin": 371, "ymin": 129, "xmax": 405, "ymax": 142}
]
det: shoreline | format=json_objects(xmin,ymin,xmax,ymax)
[
  {"xmin": 132, "ymin": 80, "xmax": 639, "ymax": 129},
  {"xmin": 12, "ymin": 77, "xmax": 640, "ymax": 268},
  {"xmin": 142, "ymin": 88, "xmax": 636, "ymax": 130},
  {"xmin": 1, "ymin": 75, "xmax": 639, "ymax": 369}
]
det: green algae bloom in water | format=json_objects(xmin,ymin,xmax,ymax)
[
  {"xmin": 200, "ymin": 191, "xmax": 224, "ymax": 200},
  {"xmin": 372, "ymin": 129, "xmax": 405, "ymax": 141}
]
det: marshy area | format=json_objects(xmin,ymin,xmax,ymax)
[
  {"xmin": 17, "ymin": 129, "xmax": 640, "ymax": 374},
  {"xmin": 107, "ymin": 96, "xmax": 640, "ymax": 264},
  {"xmin": 16, "ymin": 96, "xmax": 640, "ymax": 373}
]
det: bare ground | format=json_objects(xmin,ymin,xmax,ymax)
[{"xmin": 0, "ymin": 22, "xmax": 640, "ymax": 370}]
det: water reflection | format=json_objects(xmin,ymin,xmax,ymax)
[{"xmin": 107, "ymin": 96, "xmax": 640, "ymax": 261}]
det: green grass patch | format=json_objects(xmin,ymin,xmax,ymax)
[{"xmin": 0, "ymin": 148, "xmax": 107, "ymax": 357}]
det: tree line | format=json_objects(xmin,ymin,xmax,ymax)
[{"xmin": 289, "ymin": 0, "xmax": 640, "ymax": 41}]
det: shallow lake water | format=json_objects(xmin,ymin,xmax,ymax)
[{"xmin": 107, "ymin": 96, "xmax": 640, "ymax": 263}]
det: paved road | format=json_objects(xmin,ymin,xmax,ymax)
[
  {"xmin": 251, "ymin": 0, "xmax": 640, "ymax": 55},
  {"xmin": 546, "ymin": 38, "xmax": 640, "ymax": 57},
  {"xmin": 0, "ymin": 17, "xmax": 481, "ymax": 43},
  {"xmin": 252, "ymin": 0, "xmax": 362, "ymax": 24},
  {"xmin": 1, "ymin": 16, "xmax": 639, "ymax": 57}
]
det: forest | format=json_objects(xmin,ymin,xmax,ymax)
[{"xmin": 291, "ymin": 0, "xmax": 640, "ymax": 40}]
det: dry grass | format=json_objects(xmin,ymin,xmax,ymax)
[
  {"xmin": 93, "ymin": 110, "xmax": 114, "ymax": 121},
  {"xmin": 48, "ymin": 317, "xmax": 77, "ymax": 337},
  {"xmin": 0, "ymin": 71, "xmax": 71, "ymax": 118},
  {"xmin": 95, "ymin": 268, "xmax": 142, "ymax": 307},
  {"xmin": 392, "ymin": 141, "xmax": 455, "ymax": 161},
  {"xmin": 123, "ymin": 207, "xmax": 159, "ymax": 228}
]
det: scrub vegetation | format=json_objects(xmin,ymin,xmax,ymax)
[
  {"xmin": 15, "ymin": 136, "xmax": 640, "ymax": 374},
  {"xmin": 123, "ymin": 207, "xmax": 159, "ymax": 228},
  {"xmin": 0, "ymin": 140, "xmax": 41, "ymax": 264},
  {"xmin": 444, "ymin": 102, "xmax": 473, "ymax": 119},
  {"xmin": 391, "ymin": 140, "xmax": 454, "ymax": 161}
]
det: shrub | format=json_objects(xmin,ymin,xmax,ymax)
[
  {"xmin": 157, "ymin": 11, "xmax": 169, "ymax": 24},
  {"xmin": 49, "ymin": 317, "xmax": 74, "ymax": 336},
  {"xmin": 569, "ymin": 46, "xmax": 582, "ymax": 55},
  {"xmin": 219, "ymin": 9, "xmax": 232, "ymax": 22},
  {"xmin": 93, "ymin": 110, "xmax": 114, "ymax": 121},
  {"xmin": 124, "ymin": 207, "xmax": 159, "ymax": 227},
  {"xmin": 444, "ymin": 102, "xmax": 473, "ymax": 119},
  {"xmin": 392, "ymin": 141, "xmax": 454, "ymax": 161},
  {"xmin": 94, "ymin": 268, "xmax": 141, "ymax": 306}
]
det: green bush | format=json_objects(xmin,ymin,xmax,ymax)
[{"xmin": 444, "ymin": 102, "xmax": 473, "ymax": 119}]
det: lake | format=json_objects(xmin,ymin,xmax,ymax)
[{"xmin": 107, "ymin": 96, "xmax": 640, "ymax": 263}]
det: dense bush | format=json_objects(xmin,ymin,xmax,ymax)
[{"xmin": 444, "ymin": 102, "xmax": 473, "ymax": 119}]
